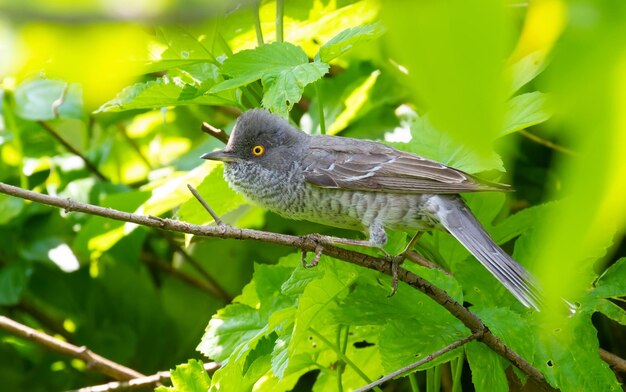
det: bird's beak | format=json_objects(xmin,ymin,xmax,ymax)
[{"xmin": 200, "ymin": 149, "xmax": 238, "ymax": 162}]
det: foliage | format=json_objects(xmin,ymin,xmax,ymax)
[{"xmin": 0, "ymin": 0, "xmax": 625, "ymax": 391}]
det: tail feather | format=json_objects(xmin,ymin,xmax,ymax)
[{"xmin": 428, "ymin": 195, "xmax": 542, "ymax": 311}]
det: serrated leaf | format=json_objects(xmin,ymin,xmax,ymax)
[
  {"xmin": 261, "ymin": 61, "xmax": 328, "ymax": 118},
  {"xmin": 96, "ymin": 73, "xmax": 237, "ymax": 113},
  {"xmin": 591, "ymin": 258, "xmax": 626, "ymax": 298},
  {"xmin": 13, "ymin": 79, "xmax": 83, "ymax": 120},
  {"xmin": 317, "ymin": 22, "xmax": 384, "ymax": 63},
  {"xmin": 466, "ymin": 342, "xmax": 508, "ymax": 392},
  {"xmin": 210, "ymin": 42, "xmax": 329, "ymax": 116},
  {"xmin": 595, "ymin": 299, "xmax": 626, "ymax": 326},
  {"xmin": 501, "ymin": 92, "xmax": 552, "ymax": 136},
  {"xmin": 155, "ymin": 359, "xmax": 211, "ymax": 392}
]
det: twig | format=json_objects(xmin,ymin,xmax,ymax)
[
  {"xmin": 67, "ymin": 362, "xmax": 220, "ymax": 392},
  {"xmin": 0, "ymin": 182, "xmax": 554, "ymax": 391},
  {"xmin": 140, "ymin": 251, "xmax": 228, "ymax": 299},
  {"xmin": 600, "ymin": 348, "xmax": 626, "ymax": 374},
  {"xmin": 38, "ymin": 121, "xmax": 108, "ymax": 181},
  {"xmin": 0, "ymin": 315, "xmax": 144, "ymax": 381},
  {"xmin": 17, "ymin": 297, "xmax": 74, "ymax": 341},
  {"xmin": 51, "ymin": 82, "xmax": 69, "ymax": 118},
  {"xmin": 354, "ymin": 331, "xmax": 483, "ymax": 392},
  {"xmin": 252, "ymin": 0, "xmax": 264, "ymax": 46},
  {"xmin": 519, "ymin": 129, "xmax": 575, "ymax": 156},
  {"xmin": 406, "ymin": 251, "xmax": 450, "ymax": 273},
  {"xmin": 117, "ymin": 124, "xmax": 153, "ymax": 169},
  {"xmin": 156, "ymin": 230, "xmax": 232, "ymax": 303},
  {"xmin": 201, "ymin": 122, "xmax": 230, "ymax": 144},
  {"xmin": 187, "ymin": 184, "xmax": 226, "ymax": 226}
]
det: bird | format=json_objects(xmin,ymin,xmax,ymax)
[{"xmin": 201, "ymin": 109, "xmax": 542, "ymax": 310}]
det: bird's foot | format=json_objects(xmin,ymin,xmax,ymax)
[
  {"xmin": 387, "ymin": 254, "xmax": 404, "ymax": 297},
  {"xmin": 385, "ymin": 232, "xmax": 424, "ymax": 297}
]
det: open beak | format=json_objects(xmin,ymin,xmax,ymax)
[{"xmin": 200, "ymin": 149, "xmax": 238, "ymax": 162}]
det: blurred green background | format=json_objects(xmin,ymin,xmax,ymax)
[{"xmin": 0, "ymin": 0, "xmax": 625, "ymax": 391}]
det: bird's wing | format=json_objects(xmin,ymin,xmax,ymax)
[{"xmin": 302, "ymin": 137, "xmax": 509, "ymax": 194}]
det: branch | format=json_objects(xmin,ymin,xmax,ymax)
[
  {"xmin": 0, "ymin": 315, "xmax": 144, "ymax": 381},
  {"xmin": 519, "ymin": 129, "xmax": 576, "ymax": 156},
  {"xmin": 140, "ymin": 251, "xmax": 228, "ymax": 299},
  {"xmin": 0, "ymin": 182, "xmax": 554, "ymax": 391},
  {"xmin": 68, "ymin": 362, "xmax": 220, "ymax": 392},
  {"xmin": 201, "ymin": 122, "xmax": 230, "ymax": 144},
  {"xmin": 600, "ymin": 348, "xmax": 626, "ymax": 374},
  {"xmin": 38, "ymin": 121, "xmax": 108, "ymax": 181},
  {"xmin": 354, "ymin": 331, "xmax": 483, "ymax": 392}
]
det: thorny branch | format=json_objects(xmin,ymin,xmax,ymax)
[{"xmin": 0, "ymin": 181, "xmax": 555, "ymax": 390}]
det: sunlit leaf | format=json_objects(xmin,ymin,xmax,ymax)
[
  {"xmin": 96, "ymin": 73, "xmax": 237, "ymax": 113},
  {"xmin": 210, "ymin": 42, "xmax": 329, "ymax": 117},
  {"xmin": 501, "ymin": 92, "xmax": 552, "ymax": 136},
  {"xmin": 13, "ymin": 79, "xmax": 83, "ymax": 120},
  {"xmin": 317, "ymin": 22, "xmax": 384, "ymax": 63},
  {"xmin": 155, "ymin": 359, "xmax": 211, "ymax": 392}
]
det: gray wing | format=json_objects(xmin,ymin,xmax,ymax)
[{"xmin": 302, "ymin": 136, "xmax": 509, "ymax": 194}]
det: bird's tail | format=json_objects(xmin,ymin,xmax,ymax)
[{"xmin": 428, "ymin": 195, "xmax": 542, "ymax": 311}]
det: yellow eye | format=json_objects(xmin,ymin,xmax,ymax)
[{"xmin": 251, "ymin": 145, "xmax": 265, "ymax": 156}]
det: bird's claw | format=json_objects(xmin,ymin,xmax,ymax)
[{"xmin": 387, "ymin": 255, "xmax": 403, "ymax": 297}]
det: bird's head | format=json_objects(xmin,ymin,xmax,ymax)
[{"xmin": 201, "ymin": 109, "xmax": 308, "ymax": 170}]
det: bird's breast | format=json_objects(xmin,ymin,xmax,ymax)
[{"xmin": 223, "ymin": 162, "xmax": 439, "ymax": 232}]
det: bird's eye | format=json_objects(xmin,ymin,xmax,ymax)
[{"xmin": 251, "ymin": 145, "xmax": 265, "ymax": 156}]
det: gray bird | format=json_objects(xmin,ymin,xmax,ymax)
[{"xmin": 201, "ymin": 109, "xmax": 541, "ymax": 310}]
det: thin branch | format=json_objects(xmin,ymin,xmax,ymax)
[
  {"xmin": 17, "ymin": 297, "xmax": 74, "ymax": 341},
  {"xmin": 600, "ymin": 348, "xmax": 626, "ymax": 374},
  {"xmin": 0, "ymin": 182, "xmax": 554, "ymax": 391},
  {"xmin": 38, "ymin": 121, "xmax": 108, "ymax": 181},
  {"xmin": 354, "ymin": 331, "xmax": 482, "ymax": 392},
  {"xmin": 0, "ymin": 315, "xmax": 144, "ymax": 381},
  {"xmin": 519, "ymin": 129, "xmax": 576, "ymax": 156},
  {"xmin": 117, "ymin": 124, "xmax": 153, "ymax": 169},
  {"xmin": 276, "ymin": 0, "xmax": 284, "ymax": 42},
  {"xmin": 68, "ymin": 362, "xmax": 220, "ymax": 392},
  {"xmin": 187, "ymin": 184, "xmax": 225, "ymax": 225},
  {"xmin": 140, "ymin": 251, "xmax": 228, "ymax": 299},
  {"xmin": 201, "ymin": 122, "xmax": 230, "ymax": 144},
  {"xmin": 252, "ymin": 0, "xmax": 264, "ymax": 46},
  {"xmin": 156, "ymin": 230, "xmax": 232, "ymax": 303}
]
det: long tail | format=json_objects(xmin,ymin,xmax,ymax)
[{"xmin": 428, "ymin": 195, "xmax": 542, "ymax": 311}]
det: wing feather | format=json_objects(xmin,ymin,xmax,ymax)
[{"xmin": 302, "ymin": 136, "xmax": 509, "ymax": 194}]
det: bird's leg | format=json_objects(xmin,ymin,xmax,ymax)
[{"xmin": 388, "ymin": 231, "xmax": 423, "ymax": 297}]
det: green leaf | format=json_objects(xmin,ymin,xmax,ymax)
[
  {"xmin": 501, "ymin": 92, "xmax": 552, "ymax": 136},
  {"xmin": 145, "ymin": 26, "xmax": 218, "ymax": 74},
  {"xmin": 401, "ymin": 111, "xmax": 504, "ymax": 173},
  {"xmin": 155, "ymin": 359, "xmax": 211, "ymax": 392},
  {"xmin": 0, "ymin": 194, "xmax": 24, "ymax": 225},
  {"xmin": 0, "ymin": 264, "xmax": 31, "ymax": 306},
  {"xmin": 509, "ymin": 51, "xmax": 546, "ymax": 95},
  {"xmin": 595, "ymin": 299, "xmax": 626, "ymax": 326},
  {"xmin": 96, "ymin": 73, "xmax": 237, "ymax": 113},
  {"xmin": 177, "ymin": 164, "xmax": 246, "ymax": 225},
  {"xmin": 317, "ymin": 22, "xmax": 384, "ymax": 63},
  {"xmin": 13, "ymin": 79, "xmax": 83, "ymax": 120},
  {"xmin": 211, "ymin": 42, "xmax": 329, "ymax": 116},
  {"xmin": 466, "ymin": 342, "xmax": 508, "ymax": 392},
  {"xmin": 591, "ymin": 258, "xmax": 626, "ymax": 298}
]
